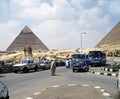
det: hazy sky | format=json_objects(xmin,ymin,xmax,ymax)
[{"xmin": 0, "ymin": 0, "xmax": 120, "ymax": 51}]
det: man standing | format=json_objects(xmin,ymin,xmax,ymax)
[{"xmin": 50, "ymin": 59, "xmax": 56, "ymax": 76}]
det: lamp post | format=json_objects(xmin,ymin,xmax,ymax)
[{"xmin": 81, "ymin": 32, "xmax": 86, "ymax": 53}]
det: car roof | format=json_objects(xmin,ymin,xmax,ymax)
[
  {"xmin": 72, "ymin": 53, "xmax": 86, "ymax": 55},
  {"xmin": 22, "ymin": 59, "xmax": 33, "ymax": 60}
]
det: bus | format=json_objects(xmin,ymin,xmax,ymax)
[{"xmin": 88, "ymin": 51, "xmax": 106, "ymax": 66}]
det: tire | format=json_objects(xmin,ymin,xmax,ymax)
[
  {"xmin": 14, "ymin": 70, "xmax": 18, "ymax": 73},
  {"xmin": 73, "ymin": 69, "xmax": 75, "ymax": 72},
  {"xmin": 42, "ymin": 66, "xmax": 46, "ymax": 70},
  {"xmin": 34, "ymin": 66, "xmax": 38, "ymax": 72},
  {"xmin": 23, "ymin": 67, "xmax": 29, "ymax": 73},
  {"xmin": 85, "ymin": 68, "xmax": 89, "ymax": 72},
  {"xmin": 5, "ymin": 91, "xmax": 9, "ymax": 99}
]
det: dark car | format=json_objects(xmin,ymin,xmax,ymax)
[
  {"xmin": 72, "ymin": 60, "xmax": 89, "ymax": 72},
  {"xmin": 0, "ymin": 81, "xmax": 9, "ymax": 99},
  {"xmin": 88, "ymin": 51, "xmax": 106, "ymax": 66},
  {"xmin": 72, "ymin": 53, "xmax": 90, "ymax": 72}
]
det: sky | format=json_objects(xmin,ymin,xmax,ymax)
[{"xmin": 0, "ymin": 0, "xmax": 120, "ymax": 51}]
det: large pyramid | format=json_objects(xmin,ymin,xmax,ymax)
[
  {"xmin": 96, "ymin": 21, "xmax": 120, "ymax": 48},
  {"xmin": 6, "ymin": 26, "xmax": 49, "ymax": 51}
]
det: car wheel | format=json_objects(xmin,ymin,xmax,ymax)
[
  {"xmin": 73, "ymin": 69, "xmax": 75, "ymax": 72},
  {"xmin": 42, "ymin": 66, "xmax": 46, "ymax": 70},
  {"xmin": 23, "ymin": 67, "xmax": 29, "ymax": 73},
  {"xmin": 14, "ymin": 70, "xmax": 18, "ymax": 73},
  {"xmin": 85, "ymin": 68, "xmax": 89, "ymax": 72},
  {"xmin": 34, "ymin": 66, "xmax": 38, "ymax": 71},
  {"xmin": 5, "ymin": 91, "xmax": 9, "ymax": 99}
]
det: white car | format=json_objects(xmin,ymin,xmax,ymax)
[
  {"xmin": 13, "ymin": 59, "xmax": 38, "ymax": 73},
  {"xmin": 0, "ymin": 81, "xmax": 9, "ymax": 99}
]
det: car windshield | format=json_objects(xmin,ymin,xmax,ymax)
[
  {"xmin": 40, "ymin": 61, "xmax": 46, "ymax": 64},
  {"xmin": 72, "ymin": 54, "xmax": 85, "ymax": 59},
  {"xmin": 20, "ymin": 60, "xmax": 28, "ymax": 63},
  {"xmin": 88, "ymin": 51, "xmax": 105, "ymax": 58}
]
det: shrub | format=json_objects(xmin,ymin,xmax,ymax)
[{"xmin": 106, "ymin": 65, "xmax": 120, "ymax": 71}]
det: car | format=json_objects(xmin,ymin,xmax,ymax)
[
  {"xmin": 0, "ymin": 81, "xmax": 9, "ymax": 99},
  {"xmin": 71, "ymin": 53, "xmax": 90, "ymax": 72},
  {"xmin": 13, "ymin": 59, "xmax": 38, "ymax": 73},
  {"xmin": 72, "ymin": 60, "xmax": 89, "ymax": 72},
  {"xmin": 38, "ymin": 61, "xmax": 51, "ymax": 70}
]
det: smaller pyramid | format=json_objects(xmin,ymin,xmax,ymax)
[
  {"xmin": 6, "ymin": 25, "xmax": 49, "ymax": 51},
  {"xmin": 96, "ymin": 21, "xmax": 120, "ymax": 48}
]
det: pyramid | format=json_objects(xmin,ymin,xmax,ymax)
[
  {"xmin": 96, "ymin": 21, "xmax": 120, "ymax": 48},
  {"xmin": 6, "ymin": 25, "xmax": 49, "ymax": 51}
]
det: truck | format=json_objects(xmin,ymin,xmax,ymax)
[
  {"xmin": 72, "ymin": 53, "xmax": 90, "ymax": 72},
  {"xmin": 13, "ymin": 59, "xmax": 38, "ymax": 73},
  {"xmin": 88, "ymin": 51, "xmax": 106, "ymax": 66}
]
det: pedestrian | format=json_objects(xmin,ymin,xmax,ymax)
[
  {"xmin": 50, "ymin": 59, "xmax": 56, "ymax": 76},
  {"xmin": 65, "ymin": 59, "xmax": 70, "ymax": 68}
]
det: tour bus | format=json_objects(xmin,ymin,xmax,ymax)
[{"xmin": 88, "ymin": 51, "xmax": 106, "ymax": 66}]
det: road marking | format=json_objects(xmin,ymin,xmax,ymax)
[
  {"xmin": 104, "ymin": 73, "xmax": 107, "ymax": 75},
  {"xmin": 41, "ymin": 88, "xmax": 46, "ymax": 91},
  {"xmin": 52, "ymin": 85, "xmax": 60, "ymax": 88},
  {"xmin": 26, "ymin": 84, "xmax": 113, "ymax": 99},
  {"xmin": 103, "ymin": 92, "xmax": 110, "ymax": 96},
  {"xmin": 112, "ymin": 73, "xmax": 117, "ymax": 76},
  {"xmin": 100, "ymin": 89, "xmax": 105, "ymax": 92},
  {"xmin": 95, "ymin": 72, "xmax": 100, "ymax": 75},
  {"xmin": 82, "ymin": 84, "xmax": 89, "ymax": 86},
  {"xmin": 94, "ymin": 86, "xmax": 101, "ymax": 89},
  {"xmin": 33, "ymin": 92, "xmax": 41, "ymax": 95},
  {"xmin": 26, "ymin": 97, "xmax": 33, "ymax": 99},
  {"xmin": 68, "ymin": 84, "xmax": 77, "ymax": 86}
]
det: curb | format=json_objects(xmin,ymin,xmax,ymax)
[
  {"xmin": 101, "ymin": 67, "xmax": 119, "ymax": 72},
  {"xmin": 89, "ymin": 70, "xmax": 118, "ymax": 77},
  {"xmin": 26, "ymin": 84, "xmax": 114, "ymax": 99}
]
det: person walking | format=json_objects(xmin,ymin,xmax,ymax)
[{"xmin": 50, "ymin": 59, "xmax": 56, "ymax": 76}]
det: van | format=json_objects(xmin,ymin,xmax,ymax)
[
  {"xmin": 71, "ymin": 53, "xmax": 90, "ymax": 72},
  {"xmin": 88, "ymin": 51, "xmax": 106, "ymax": 66}
]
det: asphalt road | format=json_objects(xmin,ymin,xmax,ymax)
[{"xmin": 0, "ymin": 67, "xmax": 119, "ymax": 99}]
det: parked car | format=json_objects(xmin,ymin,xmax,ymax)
[
  {"xmin": 88, "ymin": 51, "xmax": 106, "ymax": 66},
  {"xmin": 0, "ymin": 81, "xmax": 9, "ymax": 99},
  {"xmin": 72, "ymin": 60, "xmax": 89, "ymax": 72},
  {"xmin": 72, "ymin": 53, "xmax": 90, "ymax": 72},
  {"xmin": 13, "ymin": 59, "xmax": 38, "ymax": 73},
  {"xmin": 38, "ymin": 61, "xmax": 51, "ymax": 70}
]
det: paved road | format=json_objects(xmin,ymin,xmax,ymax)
[{"xmin": 0, "ymin": 67, "xmax": 119, "ymax": 99}]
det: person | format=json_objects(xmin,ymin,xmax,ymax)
[
  {"xmin": 0, "ymin": 61, "xmax": 5, "ymax": 73},
  {"xmin": 50, "ymin": 59, "xmax": 56, "ymax": 76},
  {"xmin": 65, "ymin": 59, "xmax": 70, "ymax": 68}
]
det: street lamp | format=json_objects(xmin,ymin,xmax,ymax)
[{"xmin": 81, "ymin": 32, "xmax": 86, "ymax": 53}]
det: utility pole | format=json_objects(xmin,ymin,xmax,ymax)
[{"xmin": 81, "ymin": 32, "xmax": 86, "ymax": 53}]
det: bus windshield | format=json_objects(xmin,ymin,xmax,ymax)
[{"xmin": 88, "ymin": 51, "xmax": 105, "ymax": 58}]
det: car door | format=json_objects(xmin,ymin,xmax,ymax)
[{"xmin": 0, "ymin": 81, "xmax": 8, "ymax": 98}]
